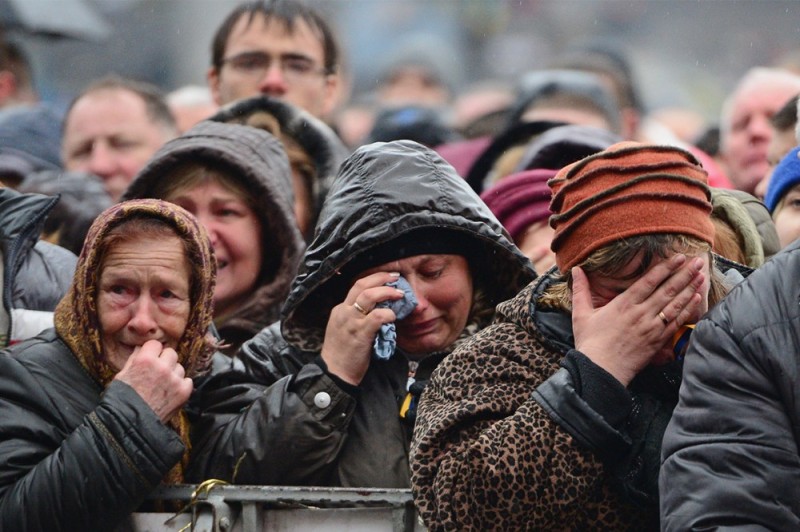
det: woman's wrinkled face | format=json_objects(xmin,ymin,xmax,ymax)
[
  {"xmin": 361, "ymin": 254, "xmax": 473, "ymax": 357},
  {"xmin": 584, "ymin": 250, "xmax": 711, "ymax": 365},
  {"xmin": 98, "ymin": 235, "xmax": 191, "ymax": 371},
  {"xmin": 166, "ymin": 179, "xmax": 262, "ymax": 318}
]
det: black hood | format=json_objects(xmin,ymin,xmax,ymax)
[
  {"xmin": 282, "ymin": 139, "xmax": 536, "ymax": 349},
  {"xmin": 210, "ymin": 95, "xmax": 350, "ymax": 222}
]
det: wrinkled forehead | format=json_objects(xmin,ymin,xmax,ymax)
[
  {"xmin": 730, "ymin": 79, "xmax": 800, "ymax": 122},
  {"xmin": 66, "ymin": 88, "xmax": 144, "ymax": 123}
]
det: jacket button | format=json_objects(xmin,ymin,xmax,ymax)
[{"xmin": 314, "ymin": 391, "xmax": 332, "ymax": 408}]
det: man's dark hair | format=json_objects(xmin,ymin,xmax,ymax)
[
  {"xmin": 211, "ymin": 0, "xmax": 339, "ymax": 74},
  {"xmin": 770, "ymin": 93, "xmax": 799, "ymax": 131},
  {"xmin": 65, "ymin": 74, "xmax": 178, "ymax": 134},
  {"xmin": 694, "ymin": 125, "xmax": 720, "ymax": 157}
]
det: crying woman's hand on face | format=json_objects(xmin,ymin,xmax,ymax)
[
  {"xmin": 114, "ymin": 339, "xmax": 193, "ymax": 423},
  {"xmin": 571, "ymin": 253, "xmax": 708, "ymax": 387},
  {"xmin": 320, "ymin": 271, "xmax": 405, "ymax": 386}
]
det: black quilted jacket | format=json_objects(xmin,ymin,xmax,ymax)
[
  {"xmin": 0, "ymin": 186, "xmax": 76, "ymax": 346},
  {"xmin": 0, "ymin": 330, "xmax": 184, "ymax": 531},
  {"xmin": 661, "ymin": 241, "xmax": 800, "ymax": 530}
]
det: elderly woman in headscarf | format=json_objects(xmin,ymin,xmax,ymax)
[
  {"xmin": 0, "ymin": 199, "xmax": 217, "ymax": 531},
  {"xmin": 187, "ymin": 140, "xmax": 536, "ymax": 488},
  {"xmin": 410, "ymin": 142, "xmax": 751, "ymax": 530}
]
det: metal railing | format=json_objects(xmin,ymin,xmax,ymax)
[{"xmin": 133, "ymin": 482, "xmax": 424, "ymax": 532}]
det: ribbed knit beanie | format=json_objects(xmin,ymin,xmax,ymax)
[
  {"xmin": 765, "ymin": 146, "xmax": 800, "ymax": 213},
  {"xmin": 549, "ymin": 141, "xmax": 715, "ymax": 272},
  {"xmin": 480, "ymin": 169, "xmax": 555, "ymax": 241}
]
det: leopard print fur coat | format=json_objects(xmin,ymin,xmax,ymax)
[{"xmin": 411, "ymin": 276, "xmax": 657, "ymax": 531}]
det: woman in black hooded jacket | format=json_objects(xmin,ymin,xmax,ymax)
[{"xmin": 187, "ymin": 140, "xmax": 535, "ymax": 488}]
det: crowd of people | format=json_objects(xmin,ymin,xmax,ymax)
[{"xmin": 1, "ymin": 0, "xmax": 800, "ymax": 529}]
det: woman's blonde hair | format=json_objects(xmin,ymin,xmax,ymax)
[
  {"xmin": 710, "ymin": 216, "xmax": 747, "ymax": 266},
  {"xmin": 225, "ymin": 110, "xmax": 318, "ymax": 235},
  {"xmin": 538, "ymin": 233, "xmax": 728, "ymax": 310},
  {"xmin": 231, "ymin": 111, "xmax": 317, "ymax": 199},
  {"xmin": 152, "ymin": 162, "xmax": 252, "ymax": 209},
  {"xmin": 149, "ymin": 162, "xmax": 282, "ymax": 284}
]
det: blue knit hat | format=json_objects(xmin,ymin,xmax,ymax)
[{"xmin": 765, "ymin": 146, "xmax": 800, "ymax": 213}]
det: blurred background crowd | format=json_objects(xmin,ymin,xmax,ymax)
[{"xmin": 15, "ymin": 0, "xmax": 800, "ymax": 121}]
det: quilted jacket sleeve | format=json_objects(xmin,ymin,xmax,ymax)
[
  {"xmin": 0, "ymin": 356, "xmax": 184, "ymax": 532},
  {"xmin": 660, "ymin": 314, "xmax": 800, "ymax": 531},
  {"xmin": 187, "ymin": 325, "xmax": 357, "ymax": 486},
  {"xmin": 11, "ymin": 240, "xmax": 77, "ymax": 312}
]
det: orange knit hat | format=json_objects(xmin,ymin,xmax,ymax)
[{"xmin": 548, "ymin": 141, "xmax": 715, "ymax": 272}]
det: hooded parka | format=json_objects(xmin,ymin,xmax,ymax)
[
  {"xmin": 187, "ymin": 140, "xmax": 535, "ymax": 488},
  {"xmin": 0, "ymin": 186, "xmax": 77, "ymax": 347},
  {"xmin": 123, "ymin": 121, "xmax": 304, "ymax": 354},
  {"xmin": 210, "ymin": 95, "xmax": 350, "ymax": 238}
]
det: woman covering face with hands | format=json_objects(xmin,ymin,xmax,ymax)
[
  {"xmin": 187, "ymin": 140, "xmax": 535, "ymax": 489},
  {"xmin": 0, "ymin": 199, "xmax": 217, "ymax": 531},
  {"xmin": 411, "ymin": 142, "xmax": 749, "ymax": 531}
]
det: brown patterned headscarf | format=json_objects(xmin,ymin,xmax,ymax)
[{"xmin": 54, "ymin": 198, "xmax": 217, "ymax": 484}]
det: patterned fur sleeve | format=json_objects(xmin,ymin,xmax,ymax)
[{"xmin": 410, "ymin": 320, "xmax": 652, "ymax": 531}]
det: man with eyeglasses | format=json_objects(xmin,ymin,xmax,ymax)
[{"xmin": 208, "ymin": 0, "xmax": 340, "ymax": 121}]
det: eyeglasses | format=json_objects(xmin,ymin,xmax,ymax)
[{"xmin": 221, "ymin": 51, "xmax": 329, "ymax": 85}]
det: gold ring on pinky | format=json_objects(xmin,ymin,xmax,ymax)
[
  {"xmin": 658, "ymin": 310, "xmax": 669, "ymax": 326},
  {"xmin": 353, "ymin": 301, "xmax": 369, "ymax": 316}
]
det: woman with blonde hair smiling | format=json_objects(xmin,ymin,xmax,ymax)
[{"xmin": 124, "ymin": 120, "xmax": 304, "ymax": 354}]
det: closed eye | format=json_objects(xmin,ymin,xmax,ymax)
[
  {"xmin": 421, "ymin": 269, "xmax": 443, "ymax": 280},
  {"xmin": 109, "ymin": 138, "xmax": 138, "ymax": 150},
  {"xmin": 283, "ymin": 57, "xmax": 314, "ymax": 74},
  {"xmin": 68, "ymin": 144, "xmax": 92, "ymax": 160}
]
